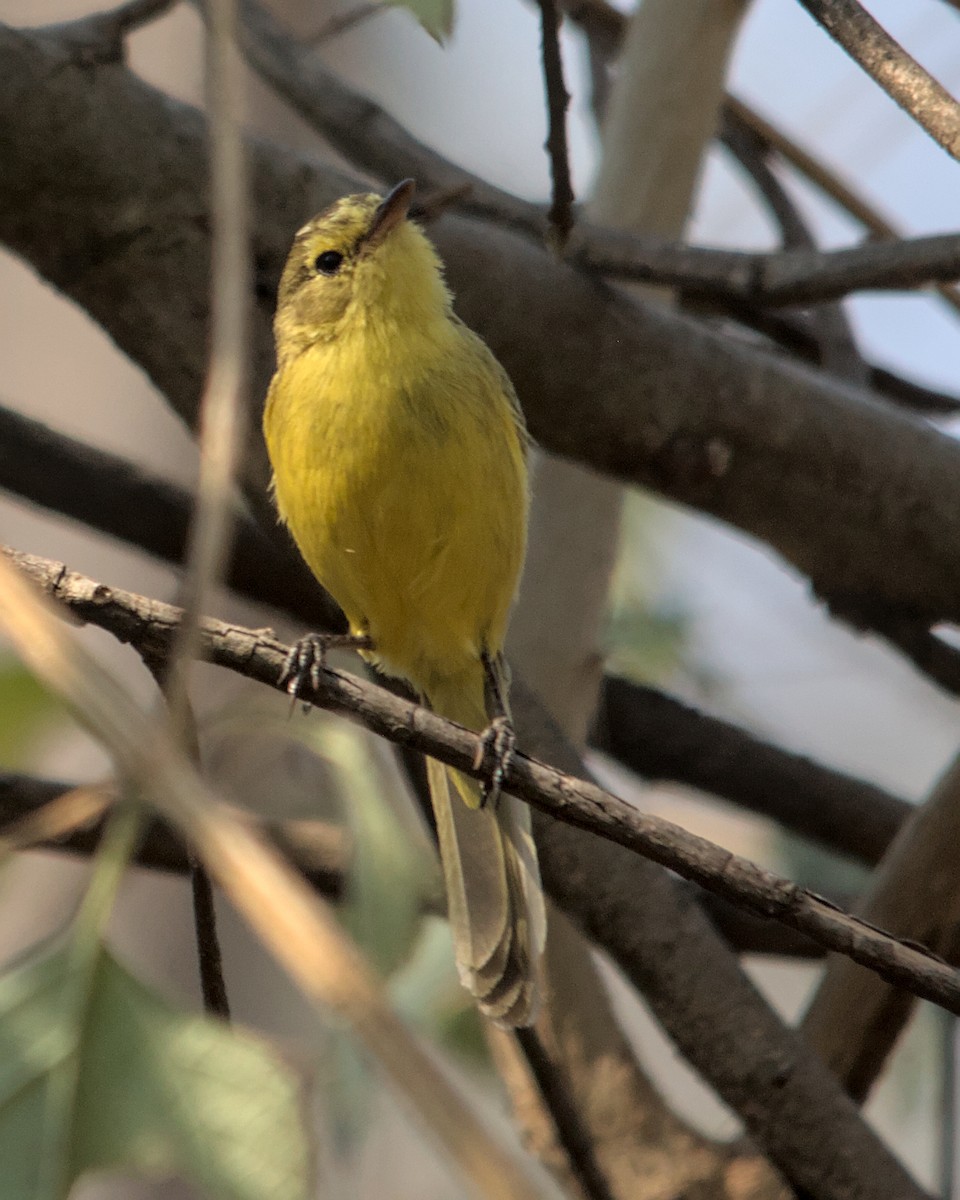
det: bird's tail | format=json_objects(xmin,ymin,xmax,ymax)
[{"xmin": 425, "ymin": 664, "xmax": 546, "ymax": 1027}]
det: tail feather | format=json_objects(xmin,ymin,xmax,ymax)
[
  {"xmin": 427, "ymin": 758, "xmax": 544, "ymax": 1026},
  {"xmin": 424, "ymin": 666, "xmax": 545, "ymax": 1027}
]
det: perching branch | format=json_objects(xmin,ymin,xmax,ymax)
[
  {"xmin": 4, "ymin": 548, "xmax": 935, "ymax": 1198},
  {"xmin": 0, "ymin": 555, "xmax": 548, "ymax": 1200},
  {"xmin": 0, "ymin": 403, "xmax": 887, "ymax": 958},
  {"xmin": 0, "ymin": 405, "xmax": 920, "ymax": 868},
  {"xmin": 794, "ymin": 0, "xmax": 960, "ymax": 161},
  {"xmin": 9, "ymin": 544, "xmax": 960, "ymax": 1022}
]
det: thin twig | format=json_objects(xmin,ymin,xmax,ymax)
[
  {"xmin": 727, "ymin": 96, "xmax": 960, "ymax": 317},
  {"xmin": 720, "ymin": 109, "xmax": 868, "ymax": 384},
  {"xmin": 571, "ymin": 225, "xmax": 960, "ymax": 307},
  {"xmin": 515, "ymin": 1027, "xmax": 617, "ymax": 1200},
  {"xmin": 189, "ymin": 850, "xmax": 232, "ymax": 1018},
  {"xmin": 156, "ymin": 0, "xmax": 247, "ymax": 1022},
  {"xmin": 166, "ymin": 0, "xmax": 249, "ymax": 737},
  {"xmin": 233, "ymin": 0, "xmax": 546, "ymax": 237},
  {"xmin": 556, "ymin": 0, "xmax": 620, "ymax": 122},
  {"xmin": 794, "ymin": 0, "xmax": 960, "ymax": 160},
  {"xmin": 534, "ymin": 0, "xmax": 575, "ymax": 248},
  {"xmin": 143, "ymin": 649, "xmax": 233, "ymax": 1022},
  {"xmin": 13, "ymin": 545, "xmax": 960, "ymax": 1021}
]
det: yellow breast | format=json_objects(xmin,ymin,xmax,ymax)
[{"xmin": 264, "ymin": 317, "xmax": 527, "ymax": 696}]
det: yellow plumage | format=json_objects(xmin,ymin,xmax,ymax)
[{"xmin": 264, "ymin": 182, "xmax": 545, "ymax": 1025}]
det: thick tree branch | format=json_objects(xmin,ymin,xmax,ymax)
[
  {"xmin": 7, "ymin": 23, "xmax": 960, "ymax": 631},
  {"xmin": 0, "ymin": 402, "xmax": 341, "ymax": 630},
  {"xmin": 8, "ymin": 544, "xmax": 959, "ymax": 1024},
  {"xmin": 7, "ymin": 548, "xmax": 931, "ymax": 1198},
  {"xmin": 594, "ymin": 675, "xmax": 908, "ymax": 866},
  {"xmin": 45, "ymin": 0, "xmax": 178, "ymax": 61},
  {"xmin": 0, "ymin": 771, "xmax": 349, "ymax": 897},
  {"xmin": 794, "ymin": 0, "xmax": 960, "ymax": 161}
]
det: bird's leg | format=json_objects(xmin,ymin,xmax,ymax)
[
  {"xmin": 280, "ymin": 631, "xmax": 373, "ymax": 710},
  {"xmin": 474, "ymin": 650, "xmax": 517, "ymax": 808}
]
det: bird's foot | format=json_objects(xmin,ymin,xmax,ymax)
[
  {"xmin": 473, "ymin": 715, "xmax": 516, "ymax": 808},
  {"xmin": 280, "ymin": 632, "xmax": 373, "ymax": 710}
]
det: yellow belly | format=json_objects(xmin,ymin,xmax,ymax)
[{"xmin": 263, "ymin": 325, "xmax": 527, "ymax": 701}]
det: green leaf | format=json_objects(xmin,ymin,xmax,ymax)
[
  {"xmin": 320, "ymin": 726, "xmax": 435, "ymax": 978},
  {"xmin": 390, "ymin": 920, "xmax": 486, "ymax": 1063},
  {"xmin": 209, "ymin": 705, "xmax": 437, "ymax": 978},
  {"xmin": 386, "ymin": 0, "xmax": 455, "ymax": 43},
  {"xmin": 0, "ymin": 941, "xmax": 311, "ymax": 1200},
  {"xmin": 0, "ymin": 658, "xmax": 64, "ymax": 766}
]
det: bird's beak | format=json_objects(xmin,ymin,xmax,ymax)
[{"xmin": 363, "ymin": 179, "xmax": 416, "ymax": 249}]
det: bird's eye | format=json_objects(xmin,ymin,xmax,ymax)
[{"xmin": 314, "ymin": 250, "xmax": 344, "ymax": 275}]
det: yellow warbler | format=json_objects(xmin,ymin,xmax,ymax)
[{"xmin": 264, "ymin": 180, "xmax": 545, "ymax": 1025}]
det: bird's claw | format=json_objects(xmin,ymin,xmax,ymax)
[
  {"xmin": 279, "ymin": 632, "xmax": 372, "ymax": 711},
  {"xmin": 473, "ymin": 715, "xmax": 516, "ymax": 808}
]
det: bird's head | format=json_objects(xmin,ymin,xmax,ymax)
[{"xmin": 274, "ymin": 179, "xmax": 451, "ymax": 359}]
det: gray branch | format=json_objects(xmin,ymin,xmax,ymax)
[{"xmin": 795, "ymin": 0, "xmax": 960, "ymax": 161}]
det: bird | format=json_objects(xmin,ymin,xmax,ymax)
[{"xmin": 263, "ymin": 179, "xmax": 546, "ymax": 1025}]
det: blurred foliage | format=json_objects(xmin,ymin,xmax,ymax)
[
  {"xmin": 0, "ymin": 938, "xmax": 311, "ymax": 1200},
  {"xmin": 775, "ymin": 825, "xmax": 870, "ymax": 899},
  {"xmin": 317, "ymin": 725, "xmax": 436, "ymax": 978},
  {"xmin": 0, "ymin": 657, "xmax": 65, "ymax": 768},
  {"xmin": 604, "ymin": 495, "xmax": 693, "ymax": 686},
  {"xmin": 391, "ymin": 918, "xmax": 486, "ymax": 1062},
  {"xmin": 388, "ymin": 0, "xmax": 455, "ymax": 42},
  {"xmin": 201, "ymin": 697, "xmax": 490, "ymax": 1160}
]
